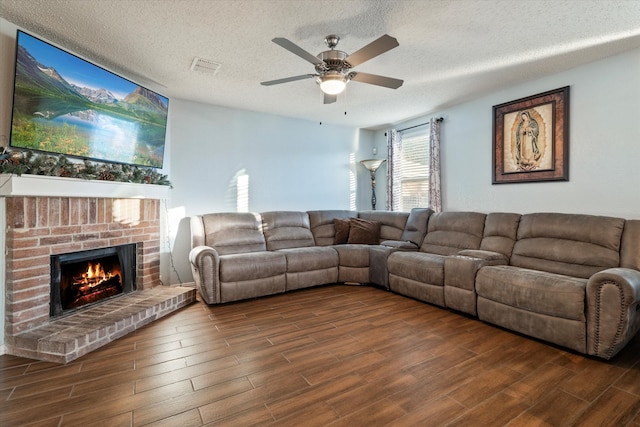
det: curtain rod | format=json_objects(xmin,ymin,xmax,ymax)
[{"xmin": 398, "ymin": 117, "xmax": 444, "ymax": 132}]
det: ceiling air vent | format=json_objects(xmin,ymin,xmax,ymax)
[{"xmin": 190, "ymin": 57, "xmax": 221, "ymax": 75}]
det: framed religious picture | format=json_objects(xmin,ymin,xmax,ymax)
[{"xmin": 492, "ymin": 86, "xmax": 569, "ymax": 184}]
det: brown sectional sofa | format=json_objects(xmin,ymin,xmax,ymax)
[{"xmin": 189, "ymin": 209, "xmax": 640, "ymax": 359}]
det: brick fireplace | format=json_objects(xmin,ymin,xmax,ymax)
[
  {"xmin": 5, "ymin": 196, "xmax": 161, "ymax": 334},
  {"xmin": 1, "ymin": 176, "xmax": 195, "ymax": 363}
]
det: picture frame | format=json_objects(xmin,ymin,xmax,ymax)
[{"xmin": 492, "ymin": 86, "xmax": 569, "ymax": 184}]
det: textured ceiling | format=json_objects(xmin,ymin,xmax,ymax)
[{"xmin": 1, "ymin": 0, "xmax": 640, "ymax": 130}]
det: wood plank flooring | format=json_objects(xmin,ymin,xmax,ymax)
[{"xmin": 2, "ymin": 284, "xmax": 640, "ymax": 426}]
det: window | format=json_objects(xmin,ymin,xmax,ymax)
[{"xmin": 388, "ymin": 126, "xmax": 430, "ymax": 212}]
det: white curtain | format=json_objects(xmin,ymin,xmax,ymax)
[
  {"xmin": 429, "ymin": 117, "xmax": 442, "ymax": 213},
  {"xmin": 385, "ymin": 128, "xmax": 401, "ymax": 211}
]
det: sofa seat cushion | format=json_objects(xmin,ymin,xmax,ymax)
[
  {"xmin": 476, "ymin": 265, "xmax": 587, "ymax": 322},
  {"xmin": 388, "ymin": 252, "xmax": 445, "ymax": 286},
  {"xmin": 219, "ymin": 252, "xmax": 286, "ymax": 282},
  {"xmin": 278, "ymin": 247, "xmax": 339, "ymax": 272},
  {"xmin": 333, "ymin": 244, "xmax": 370, "ymax": 267}
]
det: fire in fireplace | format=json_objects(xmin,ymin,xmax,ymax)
[
  {"xmin": 50, "ymin": 244, "xmax": 137, "ymax": 317},
  {"xmin": 64, "ymin": 258, "xmax": 122, "ymax": 309}
]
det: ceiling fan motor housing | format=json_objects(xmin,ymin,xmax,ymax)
[{"xmin": 315, "ymin": 50, "xmax": 349, "ymax": 74}]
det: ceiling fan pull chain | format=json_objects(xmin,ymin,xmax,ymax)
[{"xmin": 344, "ymin": 86, "xmax": 348, "ymax": 116}]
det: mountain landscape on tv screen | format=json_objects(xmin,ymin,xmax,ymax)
[{"xmin": 11, "ymin": 40, "xmax": 168, "ymax": 168}]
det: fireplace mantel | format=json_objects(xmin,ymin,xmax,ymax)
[{"xmin": 0, "ymin": 174, "xmax": 171, "ymax": 199}]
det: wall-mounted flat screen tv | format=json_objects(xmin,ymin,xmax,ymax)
[{"xmin": 9, "ymin": 30, "xmax": 169, "ymax": 168}]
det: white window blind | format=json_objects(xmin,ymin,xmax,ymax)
[{"xmin": 391, "ymin": 126, "xmax": 430, "ymax": 212}]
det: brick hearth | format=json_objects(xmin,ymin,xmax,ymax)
[
  {"xmin": 11, "ymin": 286, "xmax": 195, "ymax": 363},
  {"xmin": 3, "ymin": 195, "xmax": 196, "ymax": 362}
]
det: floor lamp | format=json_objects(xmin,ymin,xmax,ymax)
[{"xmin": 360, "ymin": 159, "xmax": 386, "ymax": 210}]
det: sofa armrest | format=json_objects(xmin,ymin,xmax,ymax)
[
  {"xmin": 457, "ymin": 249, "xmax": 509, "ymax": 263},
  {"xmin": 380, "ymin": 240, "xmax": 420, "ymax": 250},
  {"xmin": 446, "ymin": 250, "xmax": 509, "ymax": 290},
  {"xmin": 370, "ymin": 241, "xmax": 420, "ymax": 289},
  {"xmin": 586, "ymin": 268, "xmax": 640, "ymax": 359},
  {"xmin": 444, "ymin": 251, "xmax": 509, "ymax": 316},
  {"xmin": 189, "ymin": 245, "xmax": 221, "ymax": 304}
]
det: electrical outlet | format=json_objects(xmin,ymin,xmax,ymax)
[{"xmin": 373, "ymin": 147, "xmax": 377, "ymax": 155}]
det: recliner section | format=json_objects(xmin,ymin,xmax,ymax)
[
  {"xmin": 369, "ymin": 207, "xmax": 434, "ymax": 290},
  {"xmin": 262, "ymin": 211, "xmax": 339, "ymax": 290},
  {"xmin": 189, "ymin": 212, "xmax": 287, "ymax": 304},
  {"xmin": 388, "ymin": 211, "xmax": 486, "ymax": 307},
  {"xmin": 443, "ymin": 212, "xmax": 521, "ymax": 315}
]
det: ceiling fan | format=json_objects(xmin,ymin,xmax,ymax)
[{"xmin": 260, "ymin": 34, "xmax": 404, "ymax": 104}]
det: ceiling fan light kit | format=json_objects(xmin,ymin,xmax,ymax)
[
  {"xmin": 317, "ymin": 72, "xmax": 347, "ymax": 95},
  {"xmin": 261, "ymin": 34, "xmax": 403, "ymax": 103}
]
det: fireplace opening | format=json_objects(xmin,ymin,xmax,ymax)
[{"xmin": 50, "ymin": 244, "xmax": 137, "ymax": 317}]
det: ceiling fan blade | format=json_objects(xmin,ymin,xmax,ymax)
[
  {"xmin": 345, "ymin": 34, "xmax": 399, "ymax": 68},
  {"xmin": 324, "ymin": 93, "xmax": 337, "ymax": 104},
  {"xmin": 272, "ymin": 38, "xmax": 325, "ymax": 66},
  {"xmin": 350, "ymin": 72, "xmax": 403, "ymax": 89},
  {"xmin": 261, "ymin": 74, "xmax": 316, "ymax": 86}
]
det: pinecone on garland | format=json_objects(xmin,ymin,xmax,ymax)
[
  {"xmin": 58, "ymin": 168, "xmax": 72, "ymax": 178},
  {"xmin": 0, "ymin": 149, "xmax": 19, "ymax": 165},
  {"xmin": 7, "ymin": 153, "xmax": 22, "ymax": 166},
  {"xmin": 0, "ymin": 147, "xmax": 20, "ymax": 165},
  {"xmin": 98, "ymin": 170, "xmax": 115, "ymax": 181}
]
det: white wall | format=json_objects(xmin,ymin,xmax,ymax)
[
  {"xmin": 164, "ymin": 98, "xmax": 373, "ymax": 284},
  {"xmin": 374, "ymin": 47, "xmax": 640, "ymax": 218}
]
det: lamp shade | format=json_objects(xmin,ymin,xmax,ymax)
[{"xmin": 360, "ymin": 159, "xmax": 386, "ymax": 172}]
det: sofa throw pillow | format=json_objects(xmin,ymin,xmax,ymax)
[
  {"xmin": 333, "ymin": 218, "xmax": 351, "ymax": 244},
  {"xmin": 347, "ymin": 218, "xmax": 381, "ymax": 245}
]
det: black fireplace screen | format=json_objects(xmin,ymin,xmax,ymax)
[{"xmin": 50, "ymin": 244, "xmax": 137, "ymax": 317}]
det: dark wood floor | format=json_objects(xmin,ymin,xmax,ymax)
[{"xmin": 2, "ymin": 284, "xmax": 640, "ymax": 426}]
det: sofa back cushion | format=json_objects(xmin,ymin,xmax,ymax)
[
  {"xmin": 400, "ymin": 208, "xmax": 433, "ymax": 246},
  {"xmin": 261, "ymin": 211, "xmax": 315, "ymax": 250},
  {"xmin": 511, "ymin": 213, "xmax": 624, "ymax": 278},
  {"xmin": 420, "ymin": 211, "xmax": 486, "ymax": 255},
  {"xmin": 358, "ymin": 210, "xmax": 409, "ymax": 242},
  {"xmin": 480, "ymin": 212, "xmax": 521, "ymax": 259},
  {"xmin": 621, "ymin": 219, "xmax": 640, "ymax": 271},
  {"xmin": 200, "ymin": 212, "xmax": 266, "ymax": 255},
  {"xmin": 308, "ymin": 210, "xmax": 357, "ymax": 246}
]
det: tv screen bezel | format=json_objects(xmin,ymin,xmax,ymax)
[{"xmin": 9, "ymin": 30, "xmax": 169, "ymax": 169}]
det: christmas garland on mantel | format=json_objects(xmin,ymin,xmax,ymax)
[{"xmin": 0, "ymin": 147, "xmax": 171, "ymax": 186}]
